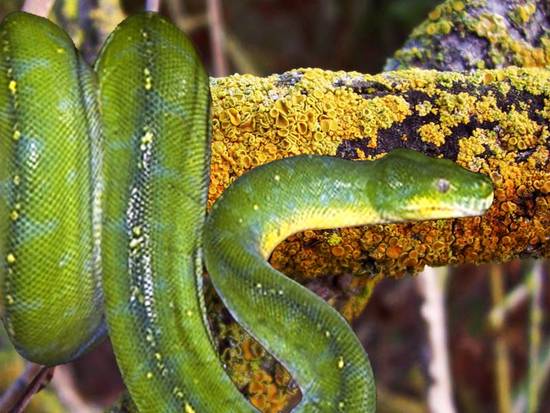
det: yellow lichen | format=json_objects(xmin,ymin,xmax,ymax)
[
  {"xmin": 206, "ymin": 67, "xmax": 549, "ymax": 410},
  {"xmin": 418, "ymin": 122, "xmax": 450, "ymax": 147}
]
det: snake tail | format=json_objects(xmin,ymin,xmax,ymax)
[
  {"xmin": 96, "ymin": 13, "xmax": 256, "ymax": 412},
  {"xmin": 0, "ymin": 12, "xmax": 105, "ymax": 366},
  {"xmin": 204, "ymin": 149, "xmax": 493, "ymax": 412}
]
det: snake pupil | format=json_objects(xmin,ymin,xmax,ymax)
[{"xmin": 437, "ymin": 178, "xmax": 450, "ymax": 193}]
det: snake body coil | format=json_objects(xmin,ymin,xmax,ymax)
[
  {"xmin": 96, "ymin": 13, "xmax": 254, "ymax": 412},
  {"xmin": 0, "ymin": 12, "xmax": 104, "ymax": 365},
  {"xmin": 204, "ymin": 151, "xmax": 493, "ymax": 412},
  {"xmin": 0, "ymin": 11, "xmax": 494, "ymax": 413}
]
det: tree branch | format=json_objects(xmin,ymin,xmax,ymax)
[
  {"xmin": 207, "ymin": 0, "xmax": 228, "ymax": 77},
  {"xmin": 205, "ymin": 1, "xmax": 550, "ymax": 407},
  {"xmin": 208, "ymin": 67, "xmax": 549, "ymax": 310},
  {"xmin": 385, "ymin": 0, "xmax": 549, "ymax": 71}
]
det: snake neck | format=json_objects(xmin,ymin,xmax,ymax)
[{"xmin": 207, "ymin": 156, "xmax": 384, "ymax": 259}]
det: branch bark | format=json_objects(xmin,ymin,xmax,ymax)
[
  {"xmin": 385, "ymin": 0, "xmax": 549, "ymax": 71},
  {"xmin": 206, "ymin": 67, "xmax": 549, "ymax": 401},
  {"xmin": 207, "ymin": 67, "xmax": 549, "ymax": 320}
]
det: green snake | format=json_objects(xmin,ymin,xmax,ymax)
[{"xmin": 0, "ymin": 11, "xmax": 494, "ymax": 413}]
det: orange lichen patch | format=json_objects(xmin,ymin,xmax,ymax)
[
  {"xmin": 499, "ymin": 109, "xmax": 544, "ymax": 150},
  {"xmin": 436, "ymin": 92, "xmax": 478, "ymax": 127},
  {"xmin": 208, "ymin": 70, "xmax": 414, "ymax": 207},
  {"xmin": 207, "ymin": 288, "xmax": 299, "ymax": 412},
  {"xmin": 209, "ymin": 66, "xmax": 548, "ymax": 278},
  {"xmin": 205, "ymin": 67, "xmax": 549, "ymax": 405},
  {"xmin": 248, "ymin": 369, "xmax": 293, "ymax": 413},
  {"xmin": 242, "ymin": 336, "xmax": 265, "ymax": 361}
]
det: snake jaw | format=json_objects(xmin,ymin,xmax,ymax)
[{"xmin": 395, "ymin": 191, "xmax": 494, "ymax": 221}]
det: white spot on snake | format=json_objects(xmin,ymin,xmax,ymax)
[
  {"xmin": 325, "ymin": 330, "xmax": 331, "ymax": 338},
  {"xmin": 144, "ymin": 67, "xmax": 153, "ymax": 90},
  {"xmin": 12, "ymin": 129, "xmax": 20, "ymax": 141},
  {"xmin": 6, "ymin": 253, "xmax": 15, "ymax": 264},
  {"xmin": 129, "ymin": 285, "xmax": 140, "ymax": 303},
  {"xmin": 173, "ymin": 386, "xmax": 184, "ymax": 399},
  {"xmin": 186, "ymin": 309, "xmax": 193, "ymax": 317},
  {"xmin": 146, "ymin": 372, "xmax": 153, "ymax": 379},
  {"xmin": 141, "ymin": 130, "xmax": 154, "ymax": 145},
  {"xmin": 129, "ymin": 238, "xmax": 142, "ymax": 250},
  {"xmin": 26, "ymin": 139, "xmax": 41, "ymax": 166},
  {"xmin": 184, "ymin": 402, "xmax": 196, "ymax": 413},
  {"xmin": 10, "ymin": 210, "xmax": 19, "ymax": 221},
  {"xmin": 5, "ymin": 295, "xmax": 14, "ymax": 305},
  {"xmin": 8, "ymin": 80, "xmax": 16, "ymax": 95},
  {"xmin": 337, "ymin": 356, "xmax": 345, "ymax": 369},
  {"xmin": 58, "ymin": 252, "xmax": 72, "ymax": 268},
  {"xmin": 334, "ymin": 180, "xmax": 351, "ymax": 189},
  {"xmin": 253, "ymin": 204, "xmax": 259, "ymax": 210},
  {"xmin": 66, "ymin": 169, "xmax": 77, "ymax": 183},
  {"xmin": 274, "ymin": 174, "xmax": 280, "ymax": 181},
  {"xmin": 13, "ymin": 175, "xmax": 20, "ymax": 186},
  {"xmin": 256, "ymin": 283, "xmax": 262, "ymax": 289},
  {"xmin": 338, "ymin": 401, "xmax": 345, "ymax": 409}
]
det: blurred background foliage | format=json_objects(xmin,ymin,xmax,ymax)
[
  {"xmin": 0, "ymin": 1, "xmax": 548, "ymax": 413},
  {"xmin": 1, "ymin": 0, "xmax": 441, "ymax": 74}
]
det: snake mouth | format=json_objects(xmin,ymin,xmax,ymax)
[{"xmin": 397, "ymin": 194, "xmax": 494, "ymax": 221}]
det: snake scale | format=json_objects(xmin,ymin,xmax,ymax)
[{"xmin": 0, "ymin": 10, "xmax": 494, "ymax": 413}]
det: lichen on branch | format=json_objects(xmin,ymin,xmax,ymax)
[
  {"xmin": 385, "ymin": 0, "xmax": 550, "ymax": 71},
  {"xmin": 208, "ymin": 67, "xmax": 548, "ymax": 291},
  {"xmin": 205, "ymin": 66, "xmax": 549, "ymax": 410}
]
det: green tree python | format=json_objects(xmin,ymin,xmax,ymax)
[{"xmin": 0, "ymin": 11, "xmax": 494, "ymax": 413}]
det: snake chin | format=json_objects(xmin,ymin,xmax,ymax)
[{"xmin": 395, "ymin": 193, "xmax": 494, "ymax": 221}]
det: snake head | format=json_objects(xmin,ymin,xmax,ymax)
[{"xmin": 371, "ymin": 148, "xmax": 494, "ymax": 222}]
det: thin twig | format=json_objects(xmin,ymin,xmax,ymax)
[
  {"xmin": 489, "ymin": 264, "xmax": 513, "ymax": 413},
  {"xmin": 207, "ymin": 0, "xmax": 228, "ymax": 76},
  {"xmin": 0, "ymin": 363, "xmax": 53, "ymax": 413},
  {"xmin": 145, "ymin": 0, "xmax": 161, "ymax": 13},
  {"xmin": 527, "ymin": 261, "xmax": 544, "ymax": 413},
  {"xmin": 514, "ymin": 338, "xmax": 550, "ymax": 412},
  {"xmin": 166, "ymin": 0, "xmax": 185, "ymax": 19},
  {"xmin": 417, "ymin": 266, "xmax": 456, "ymax": 413},
  {"xmin": 21, "ymin": 0, "xmax": 55, "ymax": 17},
  {"xmin": 225, "ymin": 32, "xmax": 261, "ymax": 75},
  {"xmin": 178, "ymin": 14, "xmax": 208, "ymax": 33},
  {"xmin": 488, "ymin": 282, "xmax": 529, "ymax": 330}
]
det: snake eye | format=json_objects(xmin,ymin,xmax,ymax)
[{"xmin": 436, "ymin": 178, "xmax": 450, "ymax": 193}]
